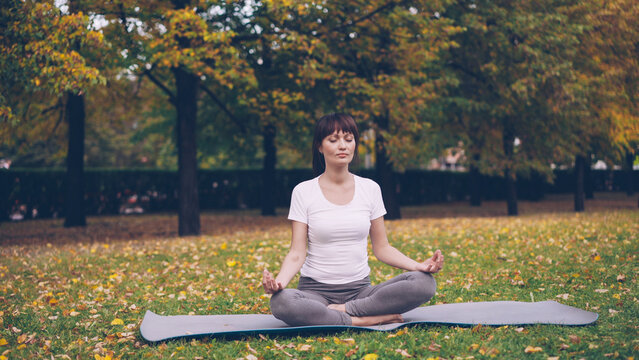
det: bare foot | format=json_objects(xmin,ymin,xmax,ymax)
[
  {"xmin": 327, "ymin": 304, "xmax": 403, "ymax": 326},
  {"xmin": 351, "ymin": 313, "xmax": 404, "ymax": 326}
]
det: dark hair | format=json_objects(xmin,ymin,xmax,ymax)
[{"xmin": 312, "ymin": 113, "xmax": 360, "ymax": 176}]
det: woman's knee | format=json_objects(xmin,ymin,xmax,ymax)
[
  {"xmin": 270, "ymin": 289, "xmax": 297, "ymax": 319},
  {"xmin": 407, "ymin": 271, "xmax": 437, "ymax": 302}
]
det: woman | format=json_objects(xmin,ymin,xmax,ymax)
[{"xmin": 262, "ymin": 113, "xmax": 444, "ymax": 326}]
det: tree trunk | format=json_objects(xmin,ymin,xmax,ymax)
[
  {"xmin": 261, "ymin": 123, "xmax": 277, "ymax": 216},
  {"xmin": 469, "ymin": 156, "xmax": 481, "ymax": 206},
  {"xmin": 502, "ymin": 130, "xmax": 517, "ymax": 216},
  {"xmin": 574, "ymin": 154, "xmax": 585, "ymax": 212},
  {"xmin": 375, "ymin": 119, "xmax": 401, "ymax": 219},
  {"xmin": 585, "ymin": 152, "xmax": 594, "ymax": 199},
  {"xmin": 504, "ymin": 169, "xmax": 518, "ymax": 216},
  {"xmin": 64, "ymin": 92, "xmax": 86, "ymax": 227},
  {"xmin": 173, "ymin": 66, "xmax": 200, "ymax": 236},
  {"xmin": 625, "ymin": 150, "xmax": 635, "ymax": 196}
]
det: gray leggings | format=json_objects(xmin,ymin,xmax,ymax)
[{"xmin": 270, "ymin": 271, "xmax": 436, "ymax": 326}]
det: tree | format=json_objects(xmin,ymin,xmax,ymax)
[
  {"xmin": 442, "ymin": 0, "xmax": 586, "ymax": 215},
  {"xmin": 100, "ymin": 1, "xmax": 254, "ymax": 235},
  {"xmin": 568, "ymin": 0, "xmax": 639, "ymax": 210},
  {"xmin": 1, "ymin": 0, "xmax": 106, "ymax": 226}
]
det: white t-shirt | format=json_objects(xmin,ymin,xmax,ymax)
[{"xmin": 288, "ymin": 174, "xmax": 387, "ymax": 284}]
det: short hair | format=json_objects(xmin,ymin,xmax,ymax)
[{"xmin": 312, "ymin": 113, "xmax": 360, "ymax": 176}]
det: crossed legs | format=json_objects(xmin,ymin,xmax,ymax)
[{"xmin": 270, "ymin": 271, "xmax": 436, "ymax": 327}]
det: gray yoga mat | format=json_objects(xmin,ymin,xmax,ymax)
[{"xmin": 140, "ymin": 300, "xmax": 597, "ymax": 342}]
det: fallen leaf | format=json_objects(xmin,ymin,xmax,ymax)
[
  {"xmin": 345, "ymin": 346, "xmax": 359, "ymax": 357},
  {"xmin": 524, "ymin": 346, "xmax": 543, "ymax": 353},
  {"xmin": 246, "ymin": 342, "xmax": 257, "ymax": 354},
  {"xmin": 333, "ymin": 337, "xmax": 355, "ymax": 345},
  {"xmin": 387, "ymin": 328, "xmax": 408, "ymax": 338},
  {"xmin": 617, "ymin": 274, "xmax": 625, "ymax": 282},
  {"xmin": 363, "ymin": 354, "xmax": 379, "ymax": 360},
  {"xmin": 111, "ymin": 318, "xmax": 124, "ymax": 325},
  {"xmin": 395, "ymin": 348, "xmax": 412, "ymax": 357},
  {"xmin": 568, "ymin": 335, "xmax": 580, "ymax": 344}
]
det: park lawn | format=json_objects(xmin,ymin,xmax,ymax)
[{"xmin": 0, "ymin": 207, "xmax": 637, "ymax": 359}]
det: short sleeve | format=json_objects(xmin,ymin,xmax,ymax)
[
  {"xmin": 370, "ymin": 182, "xmax": 387, "ymax": 220},
  {"xmin": 287, "ymin": 185, "xmax": 308, "ymax": 224}
]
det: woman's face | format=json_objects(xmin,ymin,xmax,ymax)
[{"xmin": 319, "ymin": 130, "xmax": 356, "ymax": 168}]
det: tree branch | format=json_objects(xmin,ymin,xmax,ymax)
[
  {"xmin": 327, "ymin": 1, "xmax": 400, "ymax": 34},
  {"xmin": 200, "ymin": 84, "xmax": 247, "ymax": 133},
  {"xmin": 143, "ymin": 69, "xmax": 177, "ymax": 105},
  {"xmin": 41, "ymin": 100, "xmax": 63, "ymax": 116}
]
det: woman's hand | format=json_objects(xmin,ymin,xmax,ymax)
[
  {"xmin": 262, "ymin": 269, "xmax": 284, "ymax": 294},
  {"xmin": 416, "ymin": 249, "xmax": 444, "ymax": 273}
]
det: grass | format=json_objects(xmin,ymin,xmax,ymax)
[{"xmin": 0, "ymin": 194, "xmax": 637, "ymax": 359}]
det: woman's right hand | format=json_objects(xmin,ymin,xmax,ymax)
[{"xmin": 262, "ymin": 269, "xmax": 284, "ymax": 294}]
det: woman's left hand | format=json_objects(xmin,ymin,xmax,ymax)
[{"xmin": 416, "ymin": 249, "xmax": 444, "ymax": 273}]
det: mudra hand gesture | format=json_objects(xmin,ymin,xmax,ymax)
[
  {"xmin": 415, "ymin": 249, "xmax": 444, "ymax": 273},
  {"xmin": 262, "ymin": 269, "xmax": 284, "ymax": 294}
]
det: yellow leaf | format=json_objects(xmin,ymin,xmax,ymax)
[
  {"xmin": 333, "ymin": 337, "xmax": 355, "ymax": 345},
  {"xmin": 363, "ymin": 354, "xmax": 379, "ymax": 360},
  {"xmin": 111, "ymin": 318, "xmax": 124, "ymax": 325},
  {"xmin": 0, "ymin": 338, "xmax": 7, "ymax": 346},
  {"xmin": 226, "ymin": 260, "xmax": 237, "ymax": 267},
  {"xmin": 220, "ymin": 243, "xmax": 228, "ymax": 250},
  {"xmin": 524, "ymin": 346, "xmax": 543, "ymax": 353}
]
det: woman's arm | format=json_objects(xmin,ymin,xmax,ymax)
[
  {"xmin": 370, "ymin": 217, "xmax": 444, "ymax": 273},
  {"xmin": 263, "ymin": 220, "xmax": 308, "ymax": 294}
]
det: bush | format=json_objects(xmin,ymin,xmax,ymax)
[{"xmin": 1, "ymin": 168, "xmax": 636, "ymax": 221}]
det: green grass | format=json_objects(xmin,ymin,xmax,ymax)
[{"xmin": 0, "ymin": 203, "xmax": 637, "ymax": 359}]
